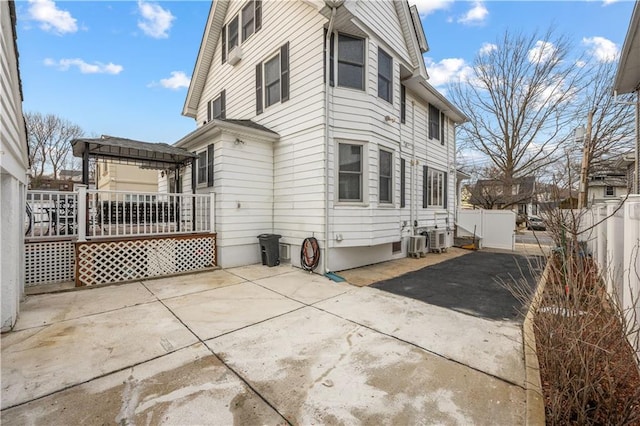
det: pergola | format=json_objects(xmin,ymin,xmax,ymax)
[{"xmin": 71, "ymin": 135, "xmax": 197, "ymax": 191}]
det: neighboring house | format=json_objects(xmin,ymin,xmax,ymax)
[
  {"xmin": 96, "ymin": 161, "xmax": 158, "ymax": 194},
  {"xmin": 587, "ymin": 160, "xmax": 629, "ymax": 205},
  {"xmin": 469, "ymin": 176, "xmax": 538, "ymax": 216},
  {"xmin": 1, "ymin": 0, "xmax": 29, "ymax": 331},
  {"xmin": 615, "ymin": 152, "xmax": 637, "ymax": 194},
  {"xmin": 166, "ymin": 0, "xmax": 467, "ymax": 271},
  {"xmin": 614, "ymin": 1, "xmax": 639, "ymax": 194}
]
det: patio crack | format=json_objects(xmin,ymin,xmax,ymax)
[{"xmin": 139, "ymin": 281, "xmax": 294, "ymax": 425}]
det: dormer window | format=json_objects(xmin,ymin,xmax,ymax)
[{"xmin": 222, "ymin": 1, "xmax": 262, "ymax": 64}]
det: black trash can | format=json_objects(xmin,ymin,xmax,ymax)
[{"xmin": 257, "ymin": 234, "xmax": 281, "ymax": 266}]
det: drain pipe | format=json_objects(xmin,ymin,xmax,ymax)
[
  {"xmin": 324, "ymin": 3, "xmax": 340, "ymax": 274},
  {"xmin": 411, "ymin": 100, "xmax": 416, "ymax": 235}
]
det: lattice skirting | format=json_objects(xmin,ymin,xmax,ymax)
[
  {"xmin": 76, "ymin": 234, "xmax": 217, "ymax": 286},
  {"xmin": 25, "ymin": 240, "xmax": 75, "ymax": 286}
]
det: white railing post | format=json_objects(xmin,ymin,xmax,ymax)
[
  {"xmin": 209, "ymin": 192, "xmax": 215, "ymax": 233},
  {"xmin": 77, "ymin": 185, "xmax": 87, "ymax": 242}
]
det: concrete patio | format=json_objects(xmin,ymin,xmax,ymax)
[{"xmin": 1, "ymin": 253, "xmax": 531, "ymax": 424}]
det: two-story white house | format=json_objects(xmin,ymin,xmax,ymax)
[{"xmin": 165, "ymin": 0, "xmax": 467, "ymax": 272}]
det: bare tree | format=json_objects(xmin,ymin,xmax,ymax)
[
  {"xmin": 24, "ymin": 112, "xmax": 84, "ymax": 180},
  {"xmin": 573, "ymin": 61, "xmax": 635, "ymax": 206},
  {"xmin": 452, "ymin": 28, "xmax": 586, "ymax": 188}
]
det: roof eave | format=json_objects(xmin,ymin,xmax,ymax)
[
  {"xmin": 614, "ymin": 2, "xmax": 640, "ymax": 94},
  {"xmin": 182, "ymin": 1, "xmax": 227, "ymax": 118}
]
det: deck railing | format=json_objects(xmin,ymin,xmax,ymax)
[{"xmin": 25, "ymin": 187, "xmax": 215, "ymax": 241}]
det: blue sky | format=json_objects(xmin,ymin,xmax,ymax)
[{"xmin": 15, "ymin": 0, "xmax": 635, "ymax": 144}]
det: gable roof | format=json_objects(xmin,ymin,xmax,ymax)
[
  {"xmin": 183, "ymin": 0, "xmax": 432, "ymax": 118},
  {"xmin": 183, "ymin": 0, "xmax": 228, "ymax": 118}
]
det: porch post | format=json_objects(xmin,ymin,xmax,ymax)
[
  {"xmin": 82, "ymin": 142, "xmax": 90, "ymax": 185},
  {"xmin": 77, "ymin": 184, "xmax": 87, "ymax": 242}
]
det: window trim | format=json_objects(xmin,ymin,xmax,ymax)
[
  {"xmin": 336, "ymin": 33, "xmax": 366, "ymax": 91},
  {"xmin": 379, "ymin": 148, "xmax": 393, "ymax": 204},
  {"xmin": 428, "ymin": 104, "xmax": 441, "ymax": 141},
  {"xmin": 256, "ymin": 43, "xmax": 289, "ymax": 113},
  {"xmin": 423, "ymin": 167, "xmax": 448, "ymax": 208},
  {"xmin": 336, "ymin": 140, "xmax": 368, "ymax": 205},
  {"xmin": 377, "ymin": 47, "xmax": 393, "ymax": 103},
  {"xmin": 207, "ymin": 90, "xmax": 226, "ymax": 121}
]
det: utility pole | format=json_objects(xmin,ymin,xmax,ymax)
[{"xmin": 578, "ymin": 109, "xmax": 596, "ymax": 209}]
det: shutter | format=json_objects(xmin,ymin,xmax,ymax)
[
  {"xmin": 222, "ymin": 25, "xmax": 227, "ymax": 64},
  {"xmin": 281, "ymin": 42, "xmax": 289, "ymax": 102},
  {"xmin": 207, "ymin": 144, "xmax": 214, "ymax": 187},
  {"xmin": 191, "ymin": 153, "xmax": 197, "ymax": 193},
  {"xmin": 440, "ymin": 113, "xmax": 445, "ymax": 145},
  {"xmin": 400, "ymin": 158, "xmax": 406, "ymax": 208},
  {"xmin": 400, "ymin": 85, "xmax": 406, "ymax": 124},
  {"xmin": 423, "ymin": 166, "xmax": 428, "ymax": 208},
  {"xmin": 255, "ymin": 0, "xmax": 262, "ymax": 32},
  {"xmin": 443, "ymin": 171, "xmax": 448, "ymax": 208},
  {"xmin": 207, "ymin": 100, "xmax": 212, "ymax": 122},
  {"xmin": 220, "ymin": 89, "xmax": 226, "ymax": 119},
  {"xmin": 256, "ymin": 63, "xmax": 263, "ymax": 115}
]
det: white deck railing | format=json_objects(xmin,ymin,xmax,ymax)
[{"xmin": 25, "ymin": 187, "xmax": 215, "ymax": 242}]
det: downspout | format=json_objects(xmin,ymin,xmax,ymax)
[
  {"xmin": 411, "ymin": 100, "xmax": 416, "ymax": 235},
  {"xmin": 324, "ymin": 4, "xmax": 338, "ymax": 274}
]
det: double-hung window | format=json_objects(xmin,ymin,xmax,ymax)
[
  {"xmin": 207, "ymin": 90, "xmax": 226, "ymax": 121},
  {"xmin": 222, "ymin": 1, "xmax": 262, "ymax": 64},
  {"xmin": 256, "ymin": 43, "xmax": 289, "ymax": 114},
  {"xmin": 379, "ymin": 149, "xmax": 393, "ymax": 204},
  {"xmin": 338, "ymin": 143, "xmax": 363, "ymax": 202},
  {"xmin": 423, "ymin": 167, "xmax": 447, "ymax": 208},
  {"xmin": 194, "ymin": 145, "xmax": 215, "ymax": 188},
  {"xmin": 337, "ymin": 34, "xmax": 365, "ymax": 90},
  {"xmin": 428, "ymin": 104, "xmax": 441, "ymax": 141},
  {"xmin": 378, "ymin": 48, "xmax": 392, "ymax": 103}
]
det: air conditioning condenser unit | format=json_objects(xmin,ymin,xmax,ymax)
[
  {"xmin": 428, "ymin": 230, "xmax": 447, "ymax": 253},
  {"xmin": 408, "ymin": 235, "xmax": 426, "ymax": 258}
]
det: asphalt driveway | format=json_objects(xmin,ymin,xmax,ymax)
[{"xmin": 372, "ymin": 251, "xmax": 544, "ymax": 321}]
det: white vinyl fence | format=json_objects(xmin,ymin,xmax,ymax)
[
  {"xmin": 457, "ymin": 209, "xmax": 515, "ymax": 250},
  {"xmin": 579, "ymin": 195, "xmax": 640, "ymax": 355}
]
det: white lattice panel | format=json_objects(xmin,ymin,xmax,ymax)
[
  {"xmin": 25, "ymin": 241, "xmax": 75, "ymax": 286},
  {"xmin": 77, "ymin": 235, "xmax": 216, "ymax": 286}
]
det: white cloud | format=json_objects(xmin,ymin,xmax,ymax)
[
  {"xmin": 458, "ymin": 1, "xmax": 488, "ymax": 25},
  {"xmin": 582, "ymin": 36, "xmax": 619, "ymax": 63},
  {"xmin": 479, "ymin": 42, "xmax": 497, "ymax": 55},
  {"xmin": 575, "ymin": 59, "xmax": 587, "ymax": 68},
  {"xmin": 528, "ymin": 40, "xmax": 557, "ymax": 64},
  {"xmin": 412, "ymin": 0, "xmax": 454, "ymax": 16},
  {"xmin": 424, "ymin": 57, "xmax": 474, "ymax": 87},
  {"xmin": 28, "ymin": 0, "xmax": 77, "ymax": 34},
  {"xmin": 44, "ymin": 58, "xmax": 123, "ymax": 74},
  {"xmin": 137, "ymin": 1, "xmax": 175, "ymax": 39},
  {"xmin": 602, "ymin": 0, "xmax": 618, "ymax": 5},
  {"xmin": 158, "ymin": 71, "xmax": 191, "ymax": 90}
]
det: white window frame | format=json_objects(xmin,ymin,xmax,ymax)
[
  {"xmin": 377, "ymin": 47, "xmax": 393, "ymax": 103},
  {"xmin": 241, "ymin": 1, "xmax": 255, "ymax": 42},
  {"xmin": 228, "ymin": 15, "xmax": 239, "ymax": 51},
  {"xmin": 209, "ymin": 95, "xmax": 223, "ymax": 121},
  {"xmin": 426, "ymin": 168, "xmax": 446, "ymax": 208},
  {"xmin": 263, "ymin": 52, "xmax": 281, "ymax": 108},
  {"xmin": 336, "ymin": 33, "xmax": 366, "ymax": 91},
  {"xmin": 379, "ymin": 148, "xmax": 393, "ymax": 204},
  {"xmin": 336, "ymin": 140, "xmax": 368, "ymax": 205},
  {"xmin": 197, "ymin": 150, "xmax": 208, "ymax": 186}
]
